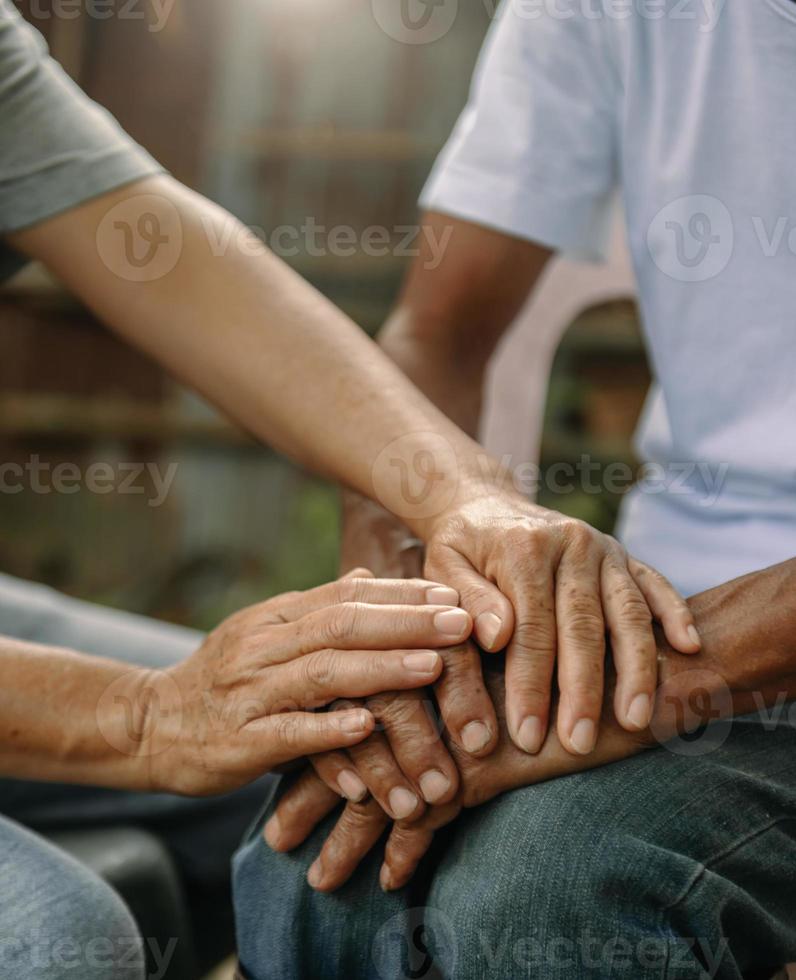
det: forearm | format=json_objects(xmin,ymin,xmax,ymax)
[
  {"xmin": 656, "ymin": 557, "xmax": 796, "ymax": 729},
  {"xmin": 8, "ymin": 179, "xmax": 494, "ymax": 537},
  {"xmin": 0, "ymin": 637, "xmax": 153, "ymax": 790},
  {"xmin": 378, "ymin": 307, "xmax": 486, "ymax": 438}
]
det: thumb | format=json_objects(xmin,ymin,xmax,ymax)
[{"xmin": 425, "ymin": 544, "xmax": 514, "ymax": 653}]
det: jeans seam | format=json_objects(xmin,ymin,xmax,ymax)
[{"xmin": 661, "ymin": 814, "xmax": 796, "ymax": 915}]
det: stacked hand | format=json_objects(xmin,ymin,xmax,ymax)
[
  {"xmin": 138, "ymin": 572, "xmax": 472, "ymax": 797},
  {"xmin": 265, "ymin": 490, "xmax": 702, "ymax": 891}
]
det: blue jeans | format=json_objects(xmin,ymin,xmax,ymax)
[
  {"xmin": 0, "ymin": 573, "xmax": 276, "ymax": 980},
  {"xmin": 234, "ymin": 712, "xmax": 796, "ymax": 980}
]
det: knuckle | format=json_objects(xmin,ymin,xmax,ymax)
[
  {"xmin": 517, "ymin": 525, "xmax": 548, "ymax": 559},
  {"xmin": 272, "ymin": 713, "xmax": 302, "ymax": 750},
  {"xmin": 614, "ymin": 591, "xmax": 653, "ymax": 628},
  {"xmin": 335, "ymin": 578, "xmax": 359, "ymax": 604},
  {"xmin": 323, "ymin": 603, "xmax": 361, "ymax": 646},
  {"xmin": 378, "ymin": 692, "xmax": 425, "ymax": 729},
  {"xmin": 343, "ymin": 800, "xmax": 379, "ymax": 832},
  {"xmin": 512, "ymin": 621, "xmax": 556, "ymax": 658},
  {"xmin": 302, "ymin": 650, "xmax": 342, "ymax": 694},
  {"xmin": 563, "ymin": 617, "xmax": 604, "ymax": 648},
  {"xmin": 510, "ymin": 675, "xmax": 552, "ymax": 703},
  {"xmin": 386, "ymin": 825, "xmax": 416, "ymax": 856},
  {"xmin": 564, "ymin": 520, "xmax": 595, "ymax": 553}
]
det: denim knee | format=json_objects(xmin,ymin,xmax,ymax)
[
  {"xmin": 1, "ymin": 820, "xmax": 144, "ymax": 980},
  {"xmin": 427, "ymin": 776, "xmax": 712, "ymax": 979}
]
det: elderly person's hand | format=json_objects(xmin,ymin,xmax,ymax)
[
  {"xmin": 264, "ymin": 644, "xmax": 725, "ymax": 892},
  {"xmin": 420, "ymin": 485, "xmax": 700, "ymax": 754},
  {"xmin": 135, "ymin": 572, "xmax": 471, "ymax": 797}
]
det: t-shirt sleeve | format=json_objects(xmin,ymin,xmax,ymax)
[
  {"xmin": 0, "ymin": 0, "xmax": 163, "ymax": 277},
  {"xmin": 420, "ymin": 2, "xmax": 620, "ymax": 261}
]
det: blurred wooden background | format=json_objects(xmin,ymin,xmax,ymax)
[{"xmin": 2, "ymin": 1, "xmax": 649, "ymax": 630}]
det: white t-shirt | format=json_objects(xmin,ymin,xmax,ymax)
[{"xmin": 421, "ymin": 0, "xmax": 796, "ymax": 596}]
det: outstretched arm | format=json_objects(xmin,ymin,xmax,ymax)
[{"xmin": 8, "ymin": 182, "xmax": 698, "ymax": 756}]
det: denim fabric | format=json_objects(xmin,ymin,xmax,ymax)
[
  {"xmin": 0, "ymin": 816, "xmax": 146, "ymax": 979},
  {"xmin": 0, "ymin": 572, "xmax": 277, "ymax": 978},
  {"xmin": 234, "ymin": 713, "xmax": 796, "ymax": 980}
]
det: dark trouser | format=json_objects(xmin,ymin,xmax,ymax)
[{"xmin": 234, "ymin": 712, "xmax": 796, "ymax": 980}]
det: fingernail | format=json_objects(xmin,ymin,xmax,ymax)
[
  {"xmin": 402, "ymin": 651, "xmax": 440, "ymax": 674},
  {"xmin": 476, "ymin": 611, "xmax": 502, "ymax": 650},
  {"xmin": 307, "ymin": 858, "xmax": 324, "ymax": 889},
  {"xmin": 337, "ymin": 769, "xmax": 368, "ymax": 802},
  {"xmin": 626, "ymin": 693, "xmax": 651, "ymax": 730},
  {"xmin": 687, "ymin": 624, "xmax": 701, "ymax": 648},
  {"xmin": 337, "ymin": 710, "xmax": 370, "ymax": 735},
  {"xmin": 433, "ymin": 608, "xmax": 470, "ymax": 637},
  {"xmin": 379, "ymin": 864, "xmax": 394, "ymax": 892},
  {"xmin": 426, "ymin": 585, "xmax": 459, "ymax": 606},
  {"xmin": 517, "ymin": 716, "xmax": 544, "ymax": 754},
  {"xmin": 461, "ymin": 720, "xmax": 491, "ymax": 754},
  {"xmin": 264, "ymin": 814, "xmax": 281, "ymax": 849},
  {"xmin": 570, "ymin": 718, "xmax": 597, "ymax": 755},
  {"xmin": 388, "ymin": 786, "xmax": 419, "ymax": 820},
  {"xmin": 419, "ymin": 769, "xmax": 451, "ymax": 803}
]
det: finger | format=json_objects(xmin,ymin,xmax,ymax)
[
  {"xmin": 380, "ymin": 798, "xmax": 462, "ymax": 892},
  {"xmin": 264, "ymin": 769, "xmax": 340, "ymax": 852},
  {"xmin": 264, "ymin": 647, "xmax": 444, "ymax": 711},
  {"xmin": 369, "ymin": 690, "xmax": 459, "ymax": 805},
  {"xmin": 311, "ymin": 750, "xmax": 369, "ymax": 803},
  {"xmin": 628, "ymin": 558, "xmax": 700, "ymax": 654},
  {"xmin": 267, "ymin": 576, "xmax": 460, "ymax": 624},
  {"xmin": 268, "ymin": 602, "xmax": 472, "ymax": 662},
  {"xmin": 346, "ymin": 728, "xmax": 425, "ymax": 822},
  {"xmin": 307, "ymin": 797, "xmax": 389, "ymax": 892},
  {"xmin": 434, "ymin": 642, "xmax": 498, "ymax": 757},
  {"xmin": 502, "ymin": 561, "xmax": 557, "ymax": 756},
  {"xmin": 425, "ymin": 545, "xmax": 513, "ymax": 652},
  {"xmin": 554, "ymin": 544, "xmax": 606, "ymax": 756},
  {"xmin": 245, "ymin": 708, "xmax": 374, "ymax": 767},
  {"xmin": 601, "ymin": 553, "xmax": 657, "ymax": 733}
]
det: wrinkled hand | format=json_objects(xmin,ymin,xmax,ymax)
[
  {"xmin": 143, "ymin": 572, "xmax": 471, "ymax": 796},
  {"xmin": 264, "ymin": 668, "xmax": 657, "ymax": 892},
  {"xmin": 423, "ymin": 490, "xmax": 700, "ymax": 754},
  {"xmin": 309, "ymin": 497, "xmax": 497, "ymax": 824}
]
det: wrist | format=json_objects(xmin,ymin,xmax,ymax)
[
  {"xmin": 115, "ymin": 667, "xmax": 186, "ymax": 794},
  {"xmin": 648, "ymin": 559, "xmax": 796, "ymax": 745}
]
